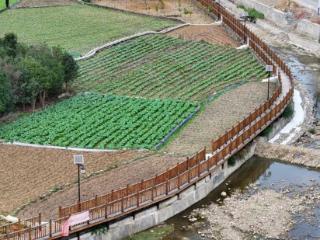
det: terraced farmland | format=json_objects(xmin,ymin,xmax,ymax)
[
  {"xmin": 0, "ymin": 94, "xmax": 198, "ymax": 150},
  {"xmin": 0, "ymin": 5, "xmax": 177, "ymax": 54},
  {"xmin": 75, "ymin": 34, "xmax": 268, "ymax": 101}
]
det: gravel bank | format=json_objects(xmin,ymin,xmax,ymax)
[
  {"xmin": 190, "ymin": 183, "xmax": 320, "ymax": 239},
  {"xmin": 256, "ymin": 140, "xmax": 320, "ymax": 168}
]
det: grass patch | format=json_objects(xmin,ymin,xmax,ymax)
[
  {"xmin": 0, "ymin": 0, "xmax": 18, "ymax": 10},
  {"xmin": 282, "ymin": 104, "xmax": 294, "ymax": 119},
  {"xmin": 0, "ymin": 93, "xmax": 198, "ymax": 150},
  {"xmin": 0, "ymin": 4, "xmax": 177, "ymax": 53},
  {"xmin": 260, "ymin": 125, "xmax": 273, "ymax": 137},
  {"xmin": 125, "ymin": 224, "xmax": 174, "ymax": 240},
  {"xmin": 238, "ymin": 4, "xmax": 265, "ymax": 19},
  {"xmin": 228, "ymin": 156, "xmax": 236, "ymax": 166},
  {"xmin": 75, "ymin": 34, "xmax": 268, "ymax": 102}
]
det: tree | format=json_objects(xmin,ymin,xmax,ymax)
[
  {"xmin": 18, "ymin": 57, "xmax": 43, "ymax": 111},
  {"xmin": 5, "ymin": 0, "xmax": 9, "ymax": 8},
  {"xmin": 3, "ymin": 33, "xmax": 18, "ymax": 58},
  {"xmin": 62, "ymin": 53, "xmax": 78, "ymax": 92},
  {"xmin": 25, "ymin": 45, "xmax": 64, "ymax": 107},
  {"xmin": 0, "ymin": 71, "xmax": 11, "ymax": 114}
]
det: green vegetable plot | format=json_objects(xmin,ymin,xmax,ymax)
[
  {"xmin": 0, "ymin": 94, "xmax": 198, "ymax": 149},
  {"xmin": 75, "ymin": 34, "xmax": 268, "ymax": 101}
]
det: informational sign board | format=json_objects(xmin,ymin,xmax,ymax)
[
  {"xmin": 266, "ymin": 65, "xmax": 273, "ymax": 72},
  {"xmin": 73, "ymin": 155, "xmax": 84, "ymax": 166}
]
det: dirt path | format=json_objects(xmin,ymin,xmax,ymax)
[
  {"xmin": 93, "ymin": 0, "xmax": 214, "ymax": 24},
  {"xmin": 0, "ymin": 144, "xmax": 149, "ymax": 214},
  {"xmin": 167, "ymin": 25, "xmax": 239, "ymax": 47},
  {"xmin": 164, "ymin": 82, "xmax": 275, "ymax": 156},
  {"xmin": 17, "ymin": 154, "xmax": 184, "ymax": 219}
]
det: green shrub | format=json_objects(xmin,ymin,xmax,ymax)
[
  {"xmin": 282, "ymin": 105, "xmax": 294, "ymax": 119},
  {"xmin": 260, "ymin": 125, "xmax": 273, "ymax": 137},
  {"xmin": 237, "ymin": 5, "xmax": 265, "ymax": 19},
  {"xmin": 228, "ymin": 156, "xmax": 236, "ymax": 167}
]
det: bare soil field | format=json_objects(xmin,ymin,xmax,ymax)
[
  {"xmin": 93, "ymin": 0, "xmax": 214, "ymax": 24},
  {"xmin": 164, "ymin": 82, "xmax": 276, "ymax": 156},
  {"xmin": 167, "ymin": 25, "xmax": 239, "ymax": 47},
  {"xmin": 18, "ymin": 154, "xmax": 184, "ymax": 219},
  {"xmin": 15, "ymin": 0, "xmax": 76, "ymax": 8},
  {"xmin": 0, "ymin": 144, "xmax": 150, "ymax": 214}
]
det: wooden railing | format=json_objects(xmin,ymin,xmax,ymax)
[{"xmin": 0, "ymin": 0, "xmax": 294, "ymax": 239}]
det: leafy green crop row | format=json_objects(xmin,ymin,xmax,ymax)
[
  {"xmin": 75, "ymin": 34, "xmax": 268, "ymax": 102},
  {"xmin": 0, "ymin": 94, "xmax": 198, "ymax": 149}
]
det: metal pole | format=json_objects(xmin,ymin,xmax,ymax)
[
  {"xmin": 78, "ymin": 164, "xmax": 81, "ymax": 204},
  {"xmin": 267, "ymin": 72, "xmax": 270, "ymax": 100},
  {"xmin": 77, "ymin": 165, "xmax": 80, "ymax": 240}
]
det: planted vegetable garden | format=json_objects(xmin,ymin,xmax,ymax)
[
  {"xmin": 75, "ymin": 34, "xmax": 268, "ymax": 101},
  {"xmin": 0, "ymin": 94, "xmax": 198, "ymax": 150}
]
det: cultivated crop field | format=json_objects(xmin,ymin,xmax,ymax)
[
  {"xmin": 0, "ymin": 94, "xmax": 198, "ymax": 149},
  {"xmin": 75, "ymin": 35, "xmax": 268, "ymax": 101},
  {"xmin": 0, "ymin": 4, "xmax": 177, "ymax": 54}
]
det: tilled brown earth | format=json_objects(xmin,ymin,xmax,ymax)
[
  {"xmin": 93, "ymin": 0, "xmax": 214, "ymax": 24},
  {"xmin": 17, "ymin": 154, "xmax": 184, "ymax": 219},
  {"xmin": 164, "ymin": 82, "xmax": 275, "ymax": 156},
  {"xmin": 0, "ymin": 144, "xmax": 149, "ymax": 214},
  {"xmin": 167, "ymin": 25, "xmax": 239, "ymax": 47}
]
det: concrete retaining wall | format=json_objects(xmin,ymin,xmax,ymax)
[
  {"xmin": 235, "ymin": 0, "xmax": 289, "ymax": 26},
  {"xmin": 75, "ymin": 142, "xmax": 256, "ymax": 240},
  {"xmin": 234, "ymin": 0, "xmax": 320, "ymax": 41},
  {"xmin": 296, "ymin": 19, "xmax": 320, "ymax": 42}
]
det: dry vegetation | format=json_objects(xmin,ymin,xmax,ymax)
[
  {"xmin": 167, "ymin": 25, "xmax": 239, "ymax": 47},
  {"xmin": 93, "ymin": 0, "xmax": 214, "ymax": 23}
]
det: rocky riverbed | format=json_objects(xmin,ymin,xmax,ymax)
[{"xmin": 164, "ymin": 157, "xmax": 320, "ymax": 240}]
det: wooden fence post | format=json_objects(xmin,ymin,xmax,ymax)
[
  {"xmin": 177, "ymin": 163, "xmax": 180, "ymax": 189},
  {"xmin": 58, "ymin": 206, "xmax": 62, "ymax": 218},
  {"xmin": 152, "ymin": 176, "xmax": 156, "ymax": 201},
  {"xmin": 166, "ymin": 168, "xmax": 169, "ymax": 195},
  {"xmin": 49, "ymin": 219, "xmax": 52, "ymax": 238}
]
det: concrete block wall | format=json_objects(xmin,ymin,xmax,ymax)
[
  {"xmin": 235, "ymin": 0, "xmax": 289, "ymax": 26},
  {"xmin": 296, "ymin": 19, "xmax": 320, "ymax": 42}
]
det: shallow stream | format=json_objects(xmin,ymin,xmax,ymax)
[{"xmin": 164, "ymin": 157, "xmax": 320, "ymax": 239}]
